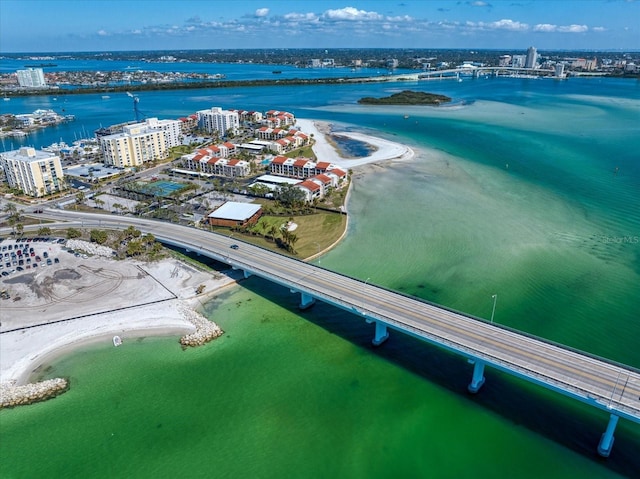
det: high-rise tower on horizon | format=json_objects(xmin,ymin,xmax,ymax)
[{"xmin": 525, "ymin": 46, "xmax": 538, "ymax": 69}]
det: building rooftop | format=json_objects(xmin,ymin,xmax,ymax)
[
  {"xmin": 255, "ymin": 174, "xmax": 302, "ymax": 185},
  {"xmin": 208, "ymin": 202, "xmax": 262, "ymax": 221},
  {"xmin": 0, "ymin": 147, "xmax": 58, "ymax": 163}
]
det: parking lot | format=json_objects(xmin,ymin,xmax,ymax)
[{"xmin": 1, "ymin": 237, "xmax": 65, "ymax": 279}]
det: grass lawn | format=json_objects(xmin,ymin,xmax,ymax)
[{"xmin": 210, "ymin": 210, "xmax": 346, "ymax": 259}]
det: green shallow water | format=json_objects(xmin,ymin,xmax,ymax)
[
  {"xmin": 1, "ymin": 78, "xmax": 639, "ymax": 478},
  {"xmin": 0, "ymin": 283, "xmax": 633, "ymax": 478}
]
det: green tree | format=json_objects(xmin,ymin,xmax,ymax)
[
  {"xmin": 67, "ymin": 228, "xmax": 82, "ymax": 239},
  {"xmin": 90, "ymin": 229, "xmax": 108, "ymax": 244},
  {"xmin": 122, "ymin": 225, "xmax": 142, "ymax": 240},
  {"xmin": 126, "ymin": 240, "xmax": 145, "ymax": 256},
  {"xmin": 38, "ymin": 226, "xmax": 52, "ymax": 237},
  {"xmin": 275, "ymin": 184, "xmax": 306, "ymax": 209}
]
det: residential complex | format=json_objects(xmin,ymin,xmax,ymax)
[{"xmin": 0, "ymin": 147, "xmax": 65, "ymax": 197}]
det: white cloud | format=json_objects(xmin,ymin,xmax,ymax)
[
  {"xmin": 558, "ymin": 24, "xmax": 588, "ymax": 33},
  {"xmin": 323, "ymin": 7, "xmax": 383, "ymax": 21},
  {"xmin": 97, "ymin": 29, "xmax": 109, "ymax": 36},
  {"xmin": 470, "ymin": 1, "xmax": 491, "ymax": 6},
  {"xmin": 255, "ymin": 8, "xmax": 269, "ymax": 18},
  {"xmin": 593, "ymin": 26, "xmax": 606, "ymax": 32},
  {"xmin": 534, "ymin": 24, "xmax": 557, "ymax": 32},
  {"xmin": 284, "ymin": 12, "xmax": 319, "ymax": 22},
  {"xmin": 534, "ymin": 23, "xmax": 589, "ymax": 33},
  {"xmin": 483, "ymin": 19, "xmax": 529, "ymax": 31}
]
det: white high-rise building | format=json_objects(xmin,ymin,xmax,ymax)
[
  {"xmin": 196, "ymin": 107, "xmax": 240, "ymax": 137},
  {"xmin": 16, "ymin": 68, "xmax": 47, "ymax": 87},
  {"xmin": 0, "ymin": 147, "xmax": 65, "ymax": 197},
  {"xmin": 525, "ymin": 47, "xmax": 538, "ymax": 69},
  {"xmin": 142, "ymin": 118, "xmax": 182, "ymax": 149}
]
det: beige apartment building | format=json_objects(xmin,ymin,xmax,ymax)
[
  {"xmin": 0, "ymin": 147, "xmax": 65, "ymax": 197},
  {"xmin": 100, "ymin": 123, "xmax": 166, "ymax": 168}
]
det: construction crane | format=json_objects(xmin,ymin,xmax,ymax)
[{"xmin": 126, "ymin": 92, "xmax": 144, "ymax": 122}]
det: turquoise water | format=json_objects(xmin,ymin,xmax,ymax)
[{"xmin": 1, "ymin": 77, "xmax": 639, "ymax": 477}]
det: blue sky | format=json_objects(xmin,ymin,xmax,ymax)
[{"xmin": 1, "ymin": 1, "xmax": 638, "ymax": 53}]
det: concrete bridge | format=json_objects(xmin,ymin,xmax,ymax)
[{"xmin": 24, "ymin": 210, "xmax": 640, "ymax": 456}]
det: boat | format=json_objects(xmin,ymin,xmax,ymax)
[
  {"xmin": 3, "ymin": 97, "xmax": 9, "ymax": 101},
  {"xmin": 272, "ymin": 70, "xmax": 282, "ymax": 74},
  {"xmin": 102, "ymin": 95, "xmax": 110, "ymax": 99},
  {"xmin": 113, "ymin": 335, "xmax": 122, "ymax": 347}
]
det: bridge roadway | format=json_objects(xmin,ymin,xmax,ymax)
[{"xmin": 35, "ymin": 210, "xmax": 640, "ymax": 455}]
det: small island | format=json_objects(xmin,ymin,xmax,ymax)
[{"xmin": 358, "ymin": 90, "xmax": 452, "ymax": 105}]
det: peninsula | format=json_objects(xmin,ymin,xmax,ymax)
[{"xmin": 358, "ymin": 90, "xmax": 452, "ymax": 105}]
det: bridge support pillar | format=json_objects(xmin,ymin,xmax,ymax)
[
  {"xmin": 299, "ymin": 293, "xmax": 316, "ymax": 310},
  {"xmin": 468, "ymin": 360, "xmax": 486, "ymax": 393},
  {"xmin": 243, "ymin": 270, "xmax": 252, "ymax": 279},
  {"xmin": 372, "ymin": 321, "xmax": 389, "ymax": 346},
  {"xmin": 597, "ymin": 414, "xmax": 619, "ymax": 457}
]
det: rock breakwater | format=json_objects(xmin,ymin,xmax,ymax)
[
  {"xmin": 0, "ymin": 378, "xmax": 69, "ymax": 409},
  {"xmin": 177, "ymin": 302, "xmax": 223, "ymax": 347}
]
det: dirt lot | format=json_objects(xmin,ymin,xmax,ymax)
[{"xmin": 0, "ymin": 237, "xmax": 233, "ymax": 333}]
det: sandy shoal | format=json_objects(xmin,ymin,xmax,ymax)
[{"xmin": 296, "ymin": 118, "xmax": 415, "ymax": 167}]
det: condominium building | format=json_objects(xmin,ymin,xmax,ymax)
[
  {"xmin": 100, "ymin": 121, "xmax": 167, "ymax": 168},
  {"xmin": 0, "ymin": 147, "xmax": 65, "ymax": 197},
  {"xmin": 196, "ymin": 107, "xmax": 240, "ymax": 136},
  {"xmin": 16, "ymin": 68, "xmax": 47, "ymax": 88}
]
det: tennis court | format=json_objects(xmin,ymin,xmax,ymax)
[{"xmin": 144, "ymin": 180, "xmax": 188, "ymax": 197}]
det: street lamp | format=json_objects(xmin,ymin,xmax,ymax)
[
  {"xmin": 313, "ymin": 241, "xmax": 320, "ymax": 263},
  {"xmin": 490, "ymin": 294, "xmax": 498, "ymax": 324}
]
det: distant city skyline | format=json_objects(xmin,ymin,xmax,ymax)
[{"xmin": 1, "ymin": 0, "xmax": 638, "ymax": 53}]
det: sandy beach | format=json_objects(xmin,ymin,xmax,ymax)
[
  {"xmin": 0, "ymin": 241, "xmax": 241, "ymax": 387},
  {"xmin": 0, "ymin": 121, "xmax": 413, "ymax": 392}
]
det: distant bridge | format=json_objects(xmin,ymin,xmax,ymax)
[{"xmin": 362, "ymin": 66, "xmax": 557, "ymax": 83}]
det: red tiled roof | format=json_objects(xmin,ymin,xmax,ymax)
[
  {"xmin": 272, "ymin": 156, "xmax": 288, "ymax": 164},
  {"xmin": 314, "ymin": 174, "xmax": 332, "ymax": 183},
  {"xmin": 328, "ymin": 168, "xmax": 347, "ymax": 177},
  {"xmin": 299, "ymin": 180, "xmax": 321, "ymax": 191},
  {"xmin": 316, "ymin": 161, "xmax": 331, "ymax": 169},
  {"xmin": 293, "ymin": 159, "xmax": 308, "ymax": 167}
]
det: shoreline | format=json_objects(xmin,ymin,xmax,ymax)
[{"xmin": 0, "ymin": 120, "xmax": 415, "ymax": 401}]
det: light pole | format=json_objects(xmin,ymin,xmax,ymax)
[
  {"xmin": 313, "ymin": 241, "xmax": 320, "ymax": 263},
  {"xmin": 490, "ymin": 294, "xmax": 498, "ymax": 324},
  {"xmin": 362, "ymin": 277, "xmax": 371, "ymax": 314}
]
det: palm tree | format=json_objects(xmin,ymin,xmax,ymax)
[{"xmin": 268, "ymin": 225, "xmax": 278, "ymax": 242}]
